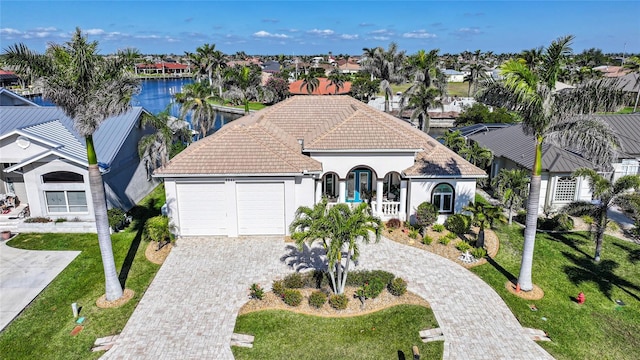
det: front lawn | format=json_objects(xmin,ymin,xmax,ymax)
[
  {"xmin": 0, "ymin": 186, "xmax": 166, "ymax": 359},
  {"xmin": 471, "ymin": 226, "xmax": 640, "ymax": 360},
  {"xmin": 232, "ymin": 305, "xmax": 442, "ymax": 360}
]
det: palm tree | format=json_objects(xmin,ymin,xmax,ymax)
[
  {"xmin": 492, "ymin": 169, "xmax": 530, "ymax": 224},
  {"xmin": 2, "ymin": 28, "xmax": 140, "ymax": 301},
  {"xmin": 290, "ymin": 200, "xmax": 382, "ymax": 295},
  {"xmin": 477, "ymin": 35, "xmax": 628, "ymax": 292},
  {"xmin": 298, "ymin": 71, "xmax": 319, "ymax": 94},
  {"xmin": 465, "ymin": 62, "xmax": 485, "ymax": 97},
  {"xmin": 439, "ymin": 130, "xmax": 466, "ymax": 152},
  {"xmin": 176, "ymin": 82, "xmax": 217, "ymax": 139},
  {"xmin": 223, "ymin": 65, "xmax": 262, "ymax": 115},
  {"xmin": 519, "ymin": 46, "xmax": 544, "ymax": 70},
  {"xmin": 459, "ymin": 141, "xmax": 493, "ymax": 168},
  {"xmin": 563, "ymin": 169, "xmax": 640, "ymax": 262},
  {"xmin": 464, "ymin": 201, "xmax": 505, "ymax": 248},
  {"xmin": 138, "ymin": 105, "xmax": 191, "ymax": 176},
  {"xmin": 326, "ymin": 68, "xmax": 346, "ymax": 94},
  {"xmin": 361, "ymin": 43, "xmax": 406, "ymax": 112},
  {"xmin": 400, "ymin": 84, "xmax": 441, "ymax": 133}
]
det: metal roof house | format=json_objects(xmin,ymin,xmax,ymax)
[
  {"xmin": 0, "ymin": 89, "xmax": 158, "ymax": 224},
  {"xmin": 154, "ymin": 95, "xmax": 486, "ymax": 237}
]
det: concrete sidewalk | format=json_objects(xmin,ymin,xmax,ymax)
[{"xmin": 0, "ymin": 238, "xmax": 80, "ymax": 331}]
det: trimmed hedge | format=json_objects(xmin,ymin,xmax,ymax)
[
  {"xmin": 445, "ymin": 214, "xmax": 472, "ymax": 235},
  {"xmin": 329, "ymin": 294, "xmax": 349, "ymax": 310},
  {"xmin": 283, "ymin": 289, "xmax": 303, "ymax": 306},
  {"xmin": 308, "ymin": 291, "xmax": 327, "ymax": 308}
]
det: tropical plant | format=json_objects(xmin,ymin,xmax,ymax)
[
  {"xmin": 138, "ymin": 105, "xmax": 191, "ymax": 175},
  {"xmin": 2, "ymin": 28, "xmax": 140, "ymax": 301},
  {"xmin": 185, "ymin": 43, "xmax": 226, "ymax": 96},
  {"xmin": 464, "ymin": 62, "xmax": 485, "ymax": 97},
  {"xmin": 298, "ymin": 71, "xmax": 319, "ymax": 94},
  {"xmin": 264, "ymin": 76, "xmax": 289, "ymax": 103},
  {"xmin": 290, "ymin": 199, "xmax": 382, "ymax": 295},
  {"xmin": 143, "ymin": 215, "xmax": 174, "ymax": 249},
  {"xmin": 476, "ymin": 35, "xmax": 628, "ymax": 291},
  {"xmin": 350, "ymin": 72, "xmax": 380, "ymax": 102},
  {"xmin": 176, "ymin": 81, "xmax": 217, "ymax": 139},
  {"xmin": 326, "ymin": 68, "xmax": 347, "ymax": 94},
  {"xmin": 361, "ymin": 43, "xmax": 406, "ymax": 112},
  {"xmin": 562, "ymin": 168, "xmax": 640, "ymax": 261},
  {"xmin": 492, "ymin": 168, "xmax": 530, "ymax": 224},
  {"xmin": 459, "ymin": 141, "xmax": 493, "ymax": 168},
  {"xmin": 415, "ymin": 201, "xmax": 439, "ymax": 232},
  {"xmin": 439, "ymin": 130, "xmax": 466, "ymax": 152},
  {"xmin": 399, "ymin": 83, "xmax": 442, "ymax": 133},
  {"xmin": 223, "ymin": 65, "xmax": 262, "ymax": 114},
  {"xmin": 463, "ymin": 201, "xmax": 506, "ymax": 248}
]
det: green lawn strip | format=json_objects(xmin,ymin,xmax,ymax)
[
  {"xmin": 0, "ymin": 186, "xmax": 165, "ymax": 359},
  {"xmin": 232, "ymin": 305, "xmax": 442, "ymax": 360},
  {"xmin": 471, "ymin": 225, "xmax": 640, "ymax": 360}
]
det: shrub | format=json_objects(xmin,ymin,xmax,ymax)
[
  {"xmin": 537, "ymin": 213, "xmax": 574, "ymax": 231},
  {"xmin": 444, "ymin": 232, "xmax": 458, "ymax": 240},
  {"xmin": 284, "ymin": 272, "xmax": 305, "ymax": 288},
  {"xmin": 388, "ymin": 277, "xmax": 407, "ymax": 296},
  {"xmin": 581, "ymin": 215, "xmax": 594, "ymax": 225},
  {"xmin": 107, "ymin": 208, "xmax": 127, "ymax": 230},
  {"xmin": 346, "ymin": 270, "xmax": 394, "ymax": 287},
  {"xmin": 249, "ymin": 283, "xmax": 264, "ymax": 300},
  {"xmin": 445, "ymin": 214, "xmax": 471, "ymax": 235},
  {"xmin": 386, "ymin": 218, "xmax": 402, "ymax": 229},
  {"xmin": 143, "ymin": 215, "xmax": 173, "ymax": 245},
  {"xmin": 272, "ymin": 279, "xmax": 286, "ymax": 297},
  {"xmin": 408, "ymin": 229, "xmax": 419, "ymax": 239},
  {"xmin": 54, "ymin": 217, "xmax": 67, "ymax": 223},
  {"xmin": 456, "ymin": 241, "xmax": 472, "ymax": 252},
  {"xmin": 365, "ymin": 278, "xmax": 385, "ymax": 299},
  {"xmin": 514, "ymin": 210, "xmax": 527, "ymax": 224},
  {"xmin": 329, "ymin": 294, "xmax": 349, "ymax": 310},
  {"xmin": 470, "ymin": 247, "xmax": 487, "ymax": 259},
  {"xmin": 308, "ymin": 291, "xmax": 327, "ymax": 308},
  {"xmin": 432, "ymin": 224, "xmax": 445, "ymax": 232},
  {"xmin": 415, "ymin": 202, "xmax": 439, "ymax": 228},
  {"xmin": 282, "ymin": 289, "xmax": 303, "ymax": 306},
  {"xmin": 422, "ymin": 235, "xmax": 433, "ymax": 245},
  {"xmin": 24, "ymin": 217, "xmax": 51, "ymax": 223},
  {"xmin": 439, "ymin": 236, "xmax": 451, "ymax": 245}
]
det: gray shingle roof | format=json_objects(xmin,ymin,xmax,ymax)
[
  {"xmin": 469, "ymin": 124, "xmax": 594, "ymax": 172},
  {"xmin": 0, "ymin": 105, "xmax": 144, "ymax": 165},
  {"xmin": 595, "ymin": 114, "xmax": 640, "ymax": 156}
]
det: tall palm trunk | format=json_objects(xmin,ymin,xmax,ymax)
[
  {"xmin": 477, "ymin": 225, "xmax": 486, "ymax": 248},
  {"xmin": 384, "ymin": 92, "xmax": 389, "ymax": 113},
  {"xmin": 508, "ymin": 201, "xmax": 514, "ymax": 225},
  {"xmin": 518, "ymin": 137, "xmax": 543, "ymax": 291},
  {"xmin": 594, "ymin": 209, "xmax": 606, "ymax": 262},
  {"xmin": 87, "ymin": 135, "xmax": 123, "ymax": 301}
]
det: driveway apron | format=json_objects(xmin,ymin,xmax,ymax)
[{"xmin": 103, "ymin": 236, "xmax": 553, "ymax": 360}]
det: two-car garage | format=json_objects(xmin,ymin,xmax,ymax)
[{"xmin": 175, "ymin": 182, "xmax": 286, "ymax": 236}]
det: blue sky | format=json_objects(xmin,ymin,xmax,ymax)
[{"xmin": 1, "ymin": 1, "xmax": 639, "ymax": 56}]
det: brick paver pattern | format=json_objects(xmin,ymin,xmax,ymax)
[{"xmin": 102, "ymin": 236, "xmax": 553, "ymax": 360}]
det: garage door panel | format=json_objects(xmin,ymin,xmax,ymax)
[
  {"xmin": 237, "ymin": 182, "xmax": 285, "ymax": 235},
  {"xmin": 177, "ymin": 183, "xmax": 227, "ymax": 236}
]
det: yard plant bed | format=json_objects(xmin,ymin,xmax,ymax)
[
  {"xmin": 233, "ymin": 305, "xmax": 443, "ymax": 360},
  {"xmin": 385, "ymin": 225, "xmax": 499, "ymax": 268},
  {"xmin": 472, "ymin": 225, "xmax": 640, "ymax": 360}
]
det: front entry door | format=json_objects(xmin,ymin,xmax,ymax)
[{"xmin": 346, "ymin": 170, "xmax": 371, "ymax": 202}]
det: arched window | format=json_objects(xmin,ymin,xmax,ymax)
[
  {"xmin": 432, "ymin": 183, "xmax": 454, "ymax": 213},
  {"xmin": 42, "ymin": 171, "xmax": 84, "ymax": 183}
]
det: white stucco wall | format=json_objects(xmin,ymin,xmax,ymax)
[
  {"xmin": 310, "ymin": 152, "xmax": 415, "ymax": 179},
  {"xmin": 0, "ymin": 134, "xmax": 52, "ymax": 163},
  {"xmin": 407, "ymin": 178, "xmax": 477, "ymax": 224},
  {"xmin": 164, "ymin": 175, "xmax": 316, "ymax": 237}
]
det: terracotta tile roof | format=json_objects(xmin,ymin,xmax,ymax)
[
  {"xmin": 155, "ymin": 95, "xmax": 485, "ymax": 177},
  {"xmin": 289, "ymin": 78, "xmax": 352, "ymax": 95}
]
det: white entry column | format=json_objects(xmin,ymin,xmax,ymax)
[
  {"xmin": 338, "ymin": 179, "xmax": 346, "ymax": 203},
  {"xmin": 375, "ymin": 179, "xmax": 384, "ymax": 216},
  {"xmin": 399, "ymin": 180, "xmax": 408, "ymax": 221},
  {"xmin": 315, "ymin": 179, "xmax": 322, "ymax": 204}
]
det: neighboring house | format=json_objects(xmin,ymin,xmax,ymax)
[
  {"xmin": 134, "ymin": 62, "xmax": 191, "ymax": 76},
  {"xmin": 261, "ymin": 60, "xmax": 281, "ymax": 74},
  {"xmin": 154, "ymin": 95, "xmax": 486, "ymax": 237},
  {"xmin": 443, "ymin": 69, "xmax": 465, "ymax": 83},
  {"xmin": 469, "ymin": 124, "xmax": 594, "ymax": 212},
  {"xmin": 0, "ymin": 89, "xmax": 157, "ymax": 220},
  {"xmin": 598, "ymin": 114, "xmax": 640, "ymax": 181}
]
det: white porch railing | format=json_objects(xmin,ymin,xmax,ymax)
[{"xmin": 326, "ymin": 201, "xmax": 401, "ymax": 220}]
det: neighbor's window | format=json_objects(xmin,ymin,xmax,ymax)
[
  {"xmin": 45, "ymin": 191, "xmax": 88, "ymax": 213},
  {"xmin": 554, "ymin": 177, "xmax": 576, "ymax": 202},
  {"xmin": 323, "ymin": 173, "xmax": 338, "ymax": 199},
  {"xmin": 432, "ymin": 183, "xmax": 454, "ymax": 213},
  {"xmin": 42, "ymin": 171, "xmax": 84, "ymax": 183}
]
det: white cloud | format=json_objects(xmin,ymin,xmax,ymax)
[
  {"xmin": 402, "ymin": 30, "xmax": 436, "ymax": 39},
  {"xmin": 457, "ymin": 27, "xmax": 482, "ymax": 34},
  {"xmin": 308, "ymin": 29, "xmax": 334, "ymax": 36},
  {"xmin": 340, "ymin": 34, "xmax": 359, "ymax": 40},
  {"xmin": 0, "ymin": 28, "xmax": 21, "ymax": 35},
  {"xmin": 372, "ymin": 36, "xmax": 390, "ymax": 41},
  {"xmin": 85, "ymin": 28, "xmax": 106, "ymax": 35},
  {"xmin": 34, "ymin": 27, "xmax": 57, "ymax": 32},
  {"xmin": 253, "ymin": 30, "xmax": 289, "ymax": 39}
]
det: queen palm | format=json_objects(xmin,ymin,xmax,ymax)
[
  {"xmin": 477, "ymin": 35, "xmax": 628, "ymax": 291},
  {"xmin": 361, "ymin": 43, "xmax": 406, "ymax": 112},
  {"xmin": 459, "ymin": 141, "xmax": 493, "ymax": 168},
  {"xmin": 2, "ymin": 28, "xmax": 139, "ymax": 301},
  {"xmin": 298, "ymin": 71, "xmax": 319, "ymax": 94},
  {"xmin": 399, "ymin": 83, "xmax": 441, "ymax": 133},
  {"xmin": 439, "ymin": 130, "xmax": 466, "ymax": 152},
  {"xmin": 563, "ymin": 169, "xmax": 640, "ymax": 262},
  {"xmin": 223, "ymin": 65, "xmax": 261, "ymax": 115},
  {"xmin": 326, "ymin": 68, "xmax": 346, "ymax": 94},
  {"xmin": 464, "ymin": 201, "xmax": 506, "ymax": 248},
  {"xmin": 138, "ymin": 105, "xmax": 191, "ymax": 176},
  {"xmin": 177, "ymin": 82, "xmax": 217, "ymax": 139},
  {"xmin": 492, "ymin": 168, "xmax": 530, "ymax": 225}
]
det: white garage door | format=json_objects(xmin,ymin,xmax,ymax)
[
  {"xmin": 236, "ymin": 182, "xmax": 285, "ymax": 235},
  {"xmin": 177, "ymin": 183, "xmax": 227, "ymax": 236}
]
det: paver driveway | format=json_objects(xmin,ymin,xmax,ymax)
[{"xmin": 103, "ymin": 236, "xmax": 553, "ymax": 360}]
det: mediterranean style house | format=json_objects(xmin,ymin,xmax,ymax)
[
  {"xmin": 154, "ymin": 95, "xmax": 486, "ymax": 237},
  {"xmin": 0, "ymin": 88, "xmax": 157, "ymax": 221}
]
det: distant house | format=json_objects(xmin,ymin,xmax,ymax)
[
  {"xmin": 154, "ymin": 96, "xmax": 485, "ymax": 237},
  {"xmin": 0, "ymin": 70, "xmax": 20, "ymax": 88},
  {"xmin": 261, "ymin": 60, "xmax": 281, "ymax": 74},
  {"xmin": 0, "ymin": 89, "xmax": 157, "ymax": 221},
  {"xmin": 134, "ymin": 62, "xmax": 191, "ymax": 75},
  {"xmin": 469, "ymin": 124, "xmax": 594, "ymax": 212},
  {"xmin": 598, "ymin": 114, "xmax": 640, "ymax": 181},
  {"xmin": 443, "ymin": 69, "xmax": 465, "ymax": 83}
]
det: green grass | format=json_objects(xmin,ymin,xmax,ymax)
[
  {"xmin": 232, "ymin": 305, "xmax": 442, "ymax": 360},
  {"xmin": 0, "ymin": 186, "xmax": 166, "ymax": 360},
  {"xmin": 471, "ymin": 225, "xmax": 640, "ymax": 360},
  {"xmin": 616, "ymin": 106, "xmax": 637, "ymax": 114}
]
